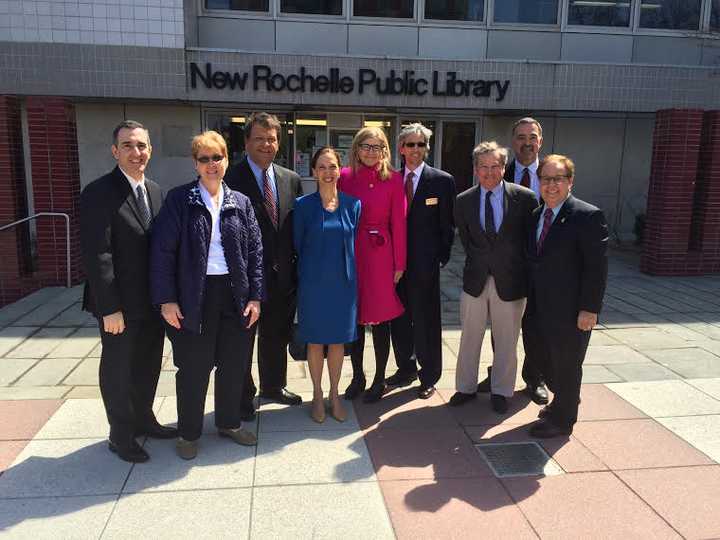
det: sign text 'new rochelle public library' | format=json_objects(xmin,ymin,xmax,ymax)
[{"xmin": 190, "ymin": 63, "xmax": 511, "ymax": 101}]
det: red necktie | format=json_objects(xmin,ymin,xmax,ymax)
[
  {"xmin": 537, "ymin": 207, "xmax": 554, "ymax": 254},
  {"xmin": 521, "ymin": 167, "xmax": 530, "ymax": 188},
  {"xmin": 263, "ymin": 169, "xmax": 278, "ymax": 228},
  {"xmin": 405, "ymin": 171, "xmax": 415, "ymax": 208}
]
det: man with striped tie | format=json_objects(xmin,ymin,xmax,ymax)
[{"xmin": 225, "ymin": 112, "xmax": 303, "ymax": 415}]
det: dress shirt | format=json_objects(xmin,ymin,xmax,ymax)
[
  {"xmin": 403, "ymin": 161, "xmax": 425, "ymax": 197},
  {"xmin": 247, "ymin": 156, "xmax": 277, "ymax": 204},
  {"xmin": 479, "ymin": 181, "xmax": 505, "ymax": 234},
  {"xmin": 514, "ymin": 158, "xmax": 540, "ymax": 198},
  {"xmin": 536, "ymin": 195, "xmax": 570, "ymax": 241},
  {"xmin": 118, "ymin": 166, "xmax": 146, "ymax": 193},
  {"xmin": 199, "ymin": 182, "xmax": 229, "ymax": 275}
]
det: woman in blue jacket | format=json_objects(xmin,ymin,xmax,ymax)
[
  {"xmin": 294, "ymin": 147, "xmax": 360, "ymax": 423},
  {"xmin": 150, "ymin": 131, "xmax": 263, "ymax": 460}
]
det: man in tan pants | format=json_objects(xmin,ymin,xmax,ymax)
[{"xmin": 450, "ymin": 142, "xmax": 538, "ymax": 413}]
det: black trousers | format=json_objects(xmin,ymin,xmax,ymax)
[
  {"xmin": 522, "ymin": 313, "xmax": 590, "ymax": 428},
  {"xmin": 167, "ymin": 275, "xmax": 252, "ymax": 441},
  {"xmin": 242, "ymin": 271, "xmax": 296, "ymax": 404},
  {"xmin": 391, "ymin": 271, "xmax": 443, "ymax": 387},
  {"xmin": 98, "ymin": 315, "xmax": 164, "ymax": 444}
]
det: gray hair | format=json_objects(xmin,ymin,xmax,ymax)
[
  {"xmin": 511, "ymin": 117, "xmax": 543, "ymax": 137},
  {"xmin": 472, "ymin": 141, "xmax": 508, "ymax": 168},
  {"xmin": 112, "ymin": 120, "xmax": 150, "ymax": 146},
  {"xmin": 398, "ymin": 122, "xmax": 433, "ymax": 146}
]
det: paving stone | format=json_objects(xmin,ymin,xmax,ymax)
[
  {"xmin": 254, "ymin": 430, "xmax": 375, "ymax": 486},
  {"xmin": 607, "ymin": 380, "xmax": 720, "ymax": 417},
  {"xmin": 155, "ymin": 396, "xmax": 257, "ymax": 438},
  {"xmin": 355, "ymin": 387, "xmax": 458, "ymax": 431},
  {"xmin": 62, "ymin": 357, "xmax": 100, "ymax": 386},
  {"xmin": 45, "ymin": 303, "xmax": 94, "ymax": 327},
  {"xmin": 685, "ymin": 377, "xmax": 720, "ymax": 400},
  {"xmin": 606, "ymin": 363, "xmax": 681, "ymax": 382},
  {"xmin": 583, "ymin": 344, "xmax": 651, "ymax": 365},
  {"xmin": 0, "ymin": 386, "xmax": 69, "ymax": 400},
  {"xmin": 63, "ymin": 386, "xmax": 102, "ymax": 399},
  {"xmin": 0, "ymin": 305, "xmax": 36, "ymax": 328},
  {"xmin": 88, "ymin": 342, "xmax": 102, "ymax": 358},
  {"xmin": 643, "ymin": 348, "xmax": 720, "ymax": 378},
  {"xmin": 13, "ymin": 358, "xmax": 81, "ymax": 387},
  {"xmin": 0, "ymin": 359, "xmax": 37, "ymax": 386},
  {"xmin": 11, "ymin": 301, "xmax": 77, "ymax": 327},
  {"xmin": 0, "ymin": 399, "xmax": 63, "ymax": 440},
  {"xmin": 0, "ymin": 441, "xmax": 28, "ymax": 472},
  {"xmin": 49, "ymin": 327, "xmax": 100, "ymax": 358},
  {"xmin": 258, "ymin": 392, "xmax": 358, "ymax": 433},
  {"xmin": 657, "ymin": 415, "xmax": 720, "ymax": 463},
  {"xmin": 589, "ymin": 330, "xmax": 621, "ymax": 346},
  {"xmin": 0, "ymin": 496, "xmax": 116, "ymax": 539},
  {"xmin": 576, "ymin": 384, "xmax": 647, "ymax": 422},
  {"xmin": 607, "ymin": 328, "xmax": 690, "ymax": 350},
  {"xmin": 4, "ymin": 327, "xmax": 74, "ymax": 359},
  {"xmin": 252, "ymin": 482, "xmax": 394, "ymax": 540},
  {"xmin": 694, "ymin": 340, "xmax": 720, "ymax": 357},
  {"xmin": 581, "ymin": 365, "xmax": 624, "ymax": 383},
  {"xmin": 437, "ymin": 387, "xmax": 544, "ymax": 426},
  {"xmin": 0, "ymin": 327, "xmax": 37, "ymax": 357},
  {"xmin": 0, "ymin": 438, "xmax": 132, "ymax": 497}
]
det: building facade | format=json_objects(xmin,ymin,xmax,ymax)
[{"xmin": 1, "ymin": 0, "xmax": 719, "ymax": 304}]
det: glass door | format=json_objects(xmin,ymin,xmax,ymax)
[{"xmin": 441, "ymin": 121, "xmax": 476, "ymax": 193}]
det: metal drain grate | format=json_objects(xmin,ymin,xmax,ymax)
[{"xmin": 475, "ymin": 442, "xmax": 564, "ymax": 478}]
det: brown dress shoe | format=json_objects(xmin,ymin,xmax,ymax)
[
  {"xmin": 219, "ymin": 427, "xmax": 258, "ymax": 446},
  {"xmin": 176, "ymin": 438, "xmax": 198, "ymax": 460}
]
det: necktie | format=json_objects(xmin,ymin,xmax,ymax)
[
  {"xmin": 485, "ymin": 191, "xmax": 496, "ymax": 238},
  {"xmin": 405, "ymin": 171, "xmax": 414, "ymax": 208},
  {"xmin": 263, "ymin": 169, "xmax": 278, "ymax": 229},
  {"xmin": 135, "ymin": 184, "xmax": 151, "ymax": 228},
  {"xmin": 537, "ymin": 208, "xmax": 554, "ymax": 254},
  {"xmin": 521, "ymin": 167, "xmax": 530, "ymax": 189}
]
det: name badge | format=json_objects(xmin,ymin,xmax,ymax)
[{"xmin": 425, "ymin": 197, "xmax": 439, "ymax": 206}]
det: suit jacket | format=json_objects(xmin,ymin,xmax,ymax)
[
  {"xmin": 405, "ymin": 164, "xmax": 456, "ymax": 279},
  {"xmin": 455, "ymin": 181, "xmax": 538, "ymax": 301},
  {"xmin": 80, "ymin": 166, "xmax": 164, "ymax": 320},
  {"xmin": 224, "ymin": 156, "xmax": 302, "ymax": 296},
  {"xmin": 525, "ymin": 194, "xmax": 608, "ymax": 328}
]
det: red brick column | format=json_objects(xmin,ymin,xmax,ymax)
[
  {"xmin": 641, "ymin": 109, "xmax": 704, "ymax": 275},
  {"xmin": 26, "ymin": 97, "xmax": 83, "ymax": 286},
  {"xmin": 0, "ymin": 95, "xmax": 32, "ymax": 306}
]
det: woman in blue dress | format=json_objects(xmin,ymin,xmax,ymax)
[{"xmin": 294, "ymin": 147, "xmax": 361, "ymax": 423}]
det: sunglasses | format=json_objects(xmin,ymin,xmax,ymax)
[
  {"xmin": 403, "ymin": 142, "xmax": 427, "ymax": 148},
  {"xmin": 196, "ymin": 154, "xmax": 224, "ymax": 164}
]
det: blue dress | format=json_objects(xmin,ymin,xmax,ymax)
[{"xmin": 294, "ymin": 191, "xmax": 360, "ymax": 344}]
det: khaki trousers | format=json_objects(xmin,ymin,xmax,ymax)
[{"xmin": 455, "ymin": 277, "xmax": 526, "ymax": 397}]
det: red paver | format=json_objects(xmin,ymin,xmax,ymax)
[
  {"xmin": 0, "ymin": 440, "xmax": 29, "ymax": 472},
  {"xmin": 436, "ymin": 388, "xmax": 544, "ymax": 426},
  {"xmin": 465, "ymin": 423, "xmax": 608, "ymax": 473},
  {"xmin": 353, "ymin": 388, "xmax": 458, "ymax": 431},
  {"xmin": 572, "ymin": 419, "xmax": 714, "ymax": 470},
  {"xmin": 379, "ymin": 478, "xmax": 536, "ymax": 540},
  {"xmin": 617, "ymin": 466, "xmax": 720, "ymax": 539},
  {"xmin": 503, "ymin": 472, "xmax": 681, "ymax": 539},
  {"xmin": 364, "ymin": 427, "xmax": 493, "ymax": 480},
  {"xmin": 0, "ymin": 399, "xmax": 63, "ymax": 440},
  {"xmin": 577, "ymin": 384, "xmax": 647, "ymax": 421}
]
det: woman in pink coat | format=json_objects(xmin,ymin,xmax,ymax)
[{"xmin": 338, "ymin": 127, "xmax": 407, "ymax": 402}]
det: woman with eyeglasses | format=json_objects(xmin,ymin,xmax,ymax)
[
  {"xmin": 338, "ymin": 127, "xmax": 407, "ymax": 402},
  {"xmin": 294, "ymin": 147, "xmax": 360, "ymax": 422},
  {"xmin": 150, "ymin": 130, "xmax": 263, "ymax": 460}
]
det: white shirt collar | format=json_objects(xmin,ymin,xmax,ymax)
[
  {"xmin": 118, "ymin": 166, "xmax": 145, "ymax": 192},
  {"xmin": 404, "ymin": 161, "xmax": 425, "ymax": 179},
  {"xmin": 514, "ymin": 158, "xmax": 539, "ymax": 176}
]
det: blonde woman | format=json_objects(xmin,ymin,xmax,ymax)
[{"xmin": 338, "ymin": 127, "xmax": 407, "ymax": 402}]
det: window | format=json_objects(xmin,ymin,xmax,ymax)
[
  {"xmin": 567, "ymin": 1, "xmax": 630, "ymax": 27},
  {"xmin": 425, "ymin": 0, "xmax": 484, "ymax": 21},
  {"xmin": 295, "ymin": 115, "xmax": 328, "ymax": 176},
  {"xmin": 638, "ymin": 0, "xmax": 701, "ymax": 30},
  {"xmin": 281, "ymin": 0, "xmax": 342, "ymax": 16},
  {"xmin": 711, "ymin": 0, "xmax": 720, "ymax": 30},
  {"xmin": 354, "ymin": 0, "xmax": 414, "ymax": 18},
  {"xmin": 206, "ymin": 0, "xmax": 268, "ymax": 11},
  {"xmin": 493, "ymin": 0, "xmax": 558, "ymax": 24}
]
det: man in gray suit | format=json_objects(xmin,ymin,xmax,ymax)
[{"xmin": 449, "ymin": 141, "xmax": 538, "ymax": 413}]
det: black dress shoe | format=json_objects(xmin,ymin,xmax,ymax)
[
  {"xmin": 448, "ymin": 391, "xmax": 477, "ymax": 407},
  {"xmin": 524, "ymin": 383, "xmax": 549, "ymax": 405},
  {"xmin": 135, "ymin": 421, "xmax": 178, "ymax": 439},
  {"xmin": 538, "ymin": 404, "xmax": 553, "ymax": 419},
  {"xmin": 417, "ymin": 385, "xmax": 435, "ymax": 399},
  {"xmin": 344, "ymin": 377, "xmax": 366, "ymax": 400},
  {"xmin": 491, "ymin": 394, "xmax": 509, "ymax": 414},
  {"xmin": 108, "ymin": 440, "xmax": 149, "ymax": 463},
  {"xmin": 239, "ymin": 405, "xmax": 256, "ymax": 422},
  {"xmin": 477, "ymin": 366, "xmax": 492, "ymax": 393},
  {"xmin": 362, "ymin": 381, "xmax": 387, "ymax": 403},
  {"xmin": 259, "ymin": 387, "xmax": 302, "ymax": 406},
  {"xmin": 529, "ymin": 419, "xmax": 572, "ymax": 439},
  {"xmin": 385, "ymin": 371, "xmax": 418, "ymax": 388}
]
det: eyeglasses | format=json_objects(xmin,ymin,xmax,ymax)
[
  {"xmin": 403, "ymin": 141, "xmax": 427, "ymax": 148},
  {"xmin": 196, "ymin": 154, "xmax": 224, "ymax": 164},
  {"xmin": 539, "ymin": 175, "xmax": 570, "ymax": 185},
  {"xmin": 359, "ymin": 143, "xmax": 385, "ymax": 153}
]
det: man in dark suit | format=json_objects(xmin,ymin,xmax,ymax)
[
  {"xmin": 449, "ymin": 142, "xmax": 538, "ymax": 413},
  {"xmin": 525, "ymin": 154, "xmax": 608, "ymax": 438},
  {"xmin": 225, "ymin": 112, "xmax": 302, "ymax": 413},
  {"xmin": 80, "ymin": 120, "xmax": 176, "ymax": 464},
  {"xmin": 477, "ymin": 117, "xmax": 549, "ymax": 404},
  {"xmin": 387, "ymin": 123, "xmax": 455, "ymax": 400}
]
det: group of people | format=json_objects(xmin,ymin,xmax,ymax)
[{"xmin": 80, "ymin": 111, "xmax": 607, "ymax": 464}]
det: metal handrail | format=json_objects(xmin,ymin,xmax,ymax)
[{"xmin": 0, "ymin": 212, "xmax": 71, "ymax": 288}]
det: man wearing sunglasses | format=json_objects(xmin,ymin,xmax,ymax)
[{"xmin": 387, "ymin": 123, "xmax": 455, "ymax": 400}]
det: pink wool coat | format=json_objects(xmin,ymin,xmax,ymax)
[{"xmin": 339, "ymin": 165, "xmax": 407, "ymax": 324}]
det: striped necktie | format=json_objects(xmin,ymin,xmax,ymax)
[
  {"xmin": 263, "ymin": 169, "xmax": 278, "ymax": 228},
  {"xmin": 135, "ymin": 184, "xmax": 151, "ymax": 228}
]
